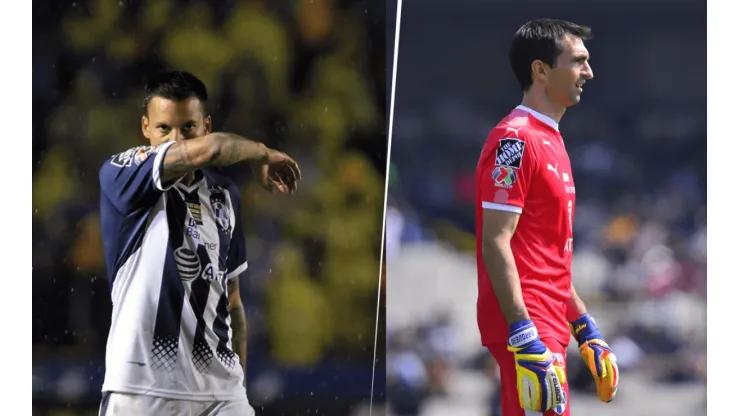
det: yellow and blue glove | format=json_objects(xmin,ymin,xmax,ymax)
[
  {"xmin": 507, "ymin": 320, "xmax": 567, "ymax": 414},
  {"xmin": 570, "ymin": 313, "xmax": 619, "ymax": 403}
]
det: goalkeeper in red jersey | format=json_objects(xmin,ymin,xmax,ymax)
[{"xmin": 475, "ymin": 19, "xmax": 619, "ymax": 416}]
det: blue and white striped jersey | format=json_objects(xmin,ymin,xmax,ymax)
[{"xmin": 99, "ymin": 141, "xmax": 248, "ymax": 401}]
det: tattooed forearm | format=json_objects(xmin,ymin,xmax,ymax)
[
  {"xmin": 160, "ymin": 133, "xmax": 268, "ymax": 183},
  {"xmin": 161, "ymin": 140, "xmax": 193, "ymax": 182},
  {"xmin": 227, "ymin": 277, "xmax": 248, "ymax": 378},
  {"xmin": 219, "ymin": 136, "xmax": 253, "ymax": 166},
  {"xmin": 230, "ymin": 302, "xmax": 248, "ymax": 377},
  {"xmin": 209, "ymin": 133, "xmax": 268, "ymax": 166}
]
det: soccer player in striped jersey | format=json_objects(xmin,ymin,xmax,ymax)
[{"xmin": 97, "ymin": 71, "xmax": 300, "ymax": 415}]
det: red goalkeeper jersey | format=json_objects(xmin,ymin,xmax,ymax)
[{"xmin": 476, "ymin": 105, "xmax": 576, "ymax": 347}]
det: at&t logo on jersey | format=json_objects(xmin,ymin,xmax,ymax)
[
  {"xmin": 175, "ymin": 247, "xmax": 200, "ymax": 280},
  {"xmin": 174, "ymin": 246, "xmax": 221, "ymax": 281}
]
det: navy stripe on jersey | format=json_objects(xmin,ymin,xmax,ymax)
[
  {"xmin": 213, "ymin": 290, "xmax": 236, "ymax": 374},
  {"xmin": 189, "ymin": 252, "xmax": 215, "ymax": 375},
  {"xmin": 98, "ymin": 392, "xmax": 111, "ymax": 416},
  {"xmin": 210, "ymin": 185, "xmax": 237, "ymax": 373},
  {"xmin": 150, "ymin": 192, "xmax": 187, "ymax": 372},
  {"xmin": 208, "ymin": 185, "xmax": 232, "ymax": 273},
  {"xmin": 180, "ymin": 186, "xmax": 217, "ymax": 375},
  {"xmin": 108, "ymin": 204, "xmax": 155, "ymax": 289}
]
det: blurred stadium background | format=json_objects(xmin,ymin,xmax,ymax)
[
  {"xmin": 386, "ymin": 0, "xmax": 706, "ymax": 415},
  {"xmin": 32, "ymin": 0, "xmax": 387, "ymax": 415}
]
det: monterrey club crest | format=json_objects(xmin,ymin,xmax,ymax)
[{"xmin": 208, "ymin": 187, "xmax": 231, "ymax": 232}]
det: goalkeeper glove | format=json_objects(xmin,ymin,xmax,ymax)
[
  {"xmin": 570, "ymin": 313, "xmax": 619, "ymax": 403},
  {"xmin": 507, "ymin": 320, "xmax": 567, "ymax": 414}
]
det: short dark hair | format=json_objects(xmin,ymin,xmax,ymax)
[
  {"xmin": 143, "ymin": 70, "xmax": 209, "ymax": 114},
  {"xmin": 509, "ymin": 19, "xmax": 592, "ymax": 91}
]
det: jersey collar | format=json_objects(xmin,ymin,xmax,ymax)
[
  {"xmin": 516, "ymin": 105, "xmax": 559, "ymax": 132},
  {"xmin": 176, "ymin": 169, "xmax": 205, "ymax": 193}
]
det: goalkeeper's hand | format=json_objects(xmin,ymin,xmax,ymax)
[
  {"xmin": 570, "ymin": 313, "xmax": 619, "ymax": 403},
  {"xmin": 507, "ymin": 320, "xmax": 567, "ymax": 414}
]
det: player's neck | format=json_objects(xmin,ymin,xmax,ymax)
[
  {"xmin": 184, "ymin": 170, "xmax": 199, "ymax": 186},
  {"xmin": 520, "ymin": 93, "xmax": 565, "ymax": 124}
]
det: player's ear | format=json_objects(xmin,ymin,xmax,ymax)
[
  {"xmin": 141, "ymin": 115, "xmax": 151, "ymax": 139},
  {"xmin": 531, "ymin": 60, "xmax": 548, "ymax": 84},
  {"xmin": 204, "ymin": 115, "xmax": 212, "ymax": 134}
]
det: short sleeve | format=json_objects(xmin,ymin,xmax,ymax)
[
  {"xmin": 479, "ymin": 132, "xmax": 538, "ymax": 214},
  {"xmin": 99, "ymin": 141, "xmax": 181, "ymax": 213},
  {"xmin": 225, "ymin": 189, "xmax": 248, "ymax": 279}
]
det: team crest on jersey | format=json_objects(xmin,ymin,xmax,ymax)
[
  {"xmin": 493, "ymin": 166, "xmax": 517, "ymax": 189},
  {"xmin": 495, "ymin": 139, "xmax": 525, "ymax": 169},
  {"xmin": 208, "ymin": 187, "xmax": 231, "ymax": 232}
]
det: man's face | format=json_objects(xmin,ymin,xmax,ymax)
[
  {"xmin": 142, "ymin": 96, "xmax": 211, "ymax": 146},
  {"xmin": 545, "ymin": 35, "xmax": 594, "ymax": 108}
]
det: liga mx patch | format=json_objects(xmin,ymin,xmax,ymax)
[
  {"xmin": 110, "ymin": 147, "xmax": 139, "ymax": 167},
  {"xmin": 495, "ymin": 139, "xmax": 525, "ymax": 169},
  {"xmin": 134, "ymin": 146, "xmax": 157, "ymax": 165},
  {"xmin": 493, "ymin": 166, "xmax": 517, "ymax": 189},
  {"xmin": 111, "ymin": 146, "xmax": 150, "ymax": 168}
]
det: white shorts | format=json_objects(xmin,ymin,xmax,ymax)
[{"xmin": 98, "ymin": 392, "xmax": 255, "ymax": 416}]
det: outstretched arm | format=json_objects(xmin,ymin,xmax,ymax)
[
  {"xmin": 160, "ymin": 133, "xmax": 269, "ymax": 184},
  {"xmin": 227, "ymin": 277, "xmax": 248, "ymax": 379},
  {"xmin": 161, "ymin": 133, "xmax": 301, "ymax": 193},
  {"xmin": 100, "ymin": 133, "xmax": 298, "ymax": 215}
]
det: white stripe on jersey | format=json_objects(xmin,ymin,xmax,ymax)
[{"xmin": 482, "ymin": 201, "xmax": 524, "ymax": 214}]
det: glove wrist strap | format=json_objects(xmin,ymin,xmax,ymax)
[
  {"xmin": 508, "ymin": 320, "xmax": 538, "ymax": 348},
  {"xmin": 570, "ymin": 313, "xmax": 601, "ymax": 345}
]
